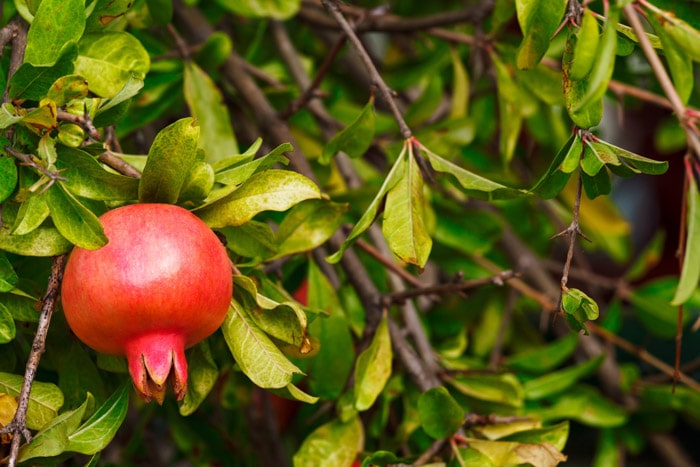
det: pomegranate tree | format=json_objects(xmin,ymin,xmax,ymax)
[{"xmin": 61, "ymin": 203, "xmax": 232, "ymax": 403}]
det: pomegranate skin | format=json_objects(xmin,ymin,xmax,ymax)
[{"xmin": 61, "ymin": 203, "xmax": 232, "ymax": 403}]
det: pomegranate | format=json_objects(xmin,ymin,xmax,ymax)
[{"xmin": 61, "ymin": 203, "xmax": 232, "ymax": 403}]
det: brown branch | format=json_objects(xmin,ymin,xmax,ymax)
[
  {"xmin": 299, "ymin": 0, "xmax": 494, "ymax": 33},
  {"xmin": 97, "ymin": 150, "xmax": 142, "ymax": 179},
  {"xmin": 56, "ymin": 110, "xmax": 100, "ymax": 141},
  {"xmin": 0, "ymin": 255, "xmax": 67, "ymax": 467},
  {"xmin": 356, "ymin": 238, "xmax": 424, "ymax": 289},
  {"xmin": 381, "ymin": 270, "xmax": 515, "ymax": 307},
  {"xmin": 1, "ymin": 17, "xmax": 28, "ymax": 103},
  {"xmin": 5, "ymin": 146, "xmax": 69, "ymax": 191},
  {"xmin": 388, "ymin": 318, "xmax": 441, "ymax": 391}
]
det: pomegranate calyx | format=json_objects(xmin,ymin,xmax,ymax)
[{"xmin": 125, "ymin": 332, "xmax": 188, "ymax": 404}]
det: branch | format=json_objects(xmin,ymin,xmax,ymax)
[
  {"xmin": 97, "ymin": 150, "xmax": 142, "ymax": 179},
  {"xmin": 1, "ymin": 17, "xmax": 28, "ymax": 103},
  {"xmin": 321, "ymin": 0, "xmax": 413, "ymax": 139},
  {"xmin": 5, "ymin": 146, "xmax": 68, "ymax": 192},
  {"xmin": 623, "ymin": 3, "xmax": 700, "ymax": 158},
  {"xmin": 381, "ymin": 270, "xmax": 515, "ymax": 307},
  {"xmin": 56, "ymin": 110, "xmax": 100, "ymax": 141},
  {"xmin": 0, "ymin": 255, "xmax": 67, "ymax": 467}
]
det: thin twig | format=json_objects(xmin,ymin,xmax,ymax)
[
  {"xmin": 356, "ymin": 238, "xmax": 424, "ymax": 289},
  {"xmin": 56, "ymin": 110, "xmax": 100, "ymax": 141},
  {"xmin": 0, "ymin": 255, "xmax": 67, "ymax": 467},
  {"xmin": 321, "ymin": 0, "xmax": 413, "ymax": 139},
  {"xmin": 381, "ymin": 270, "xmax": 515, "ymax": 307},
  {"xmin": 5, "ymin": 146, "xmax": 69, "ymax": 191}
]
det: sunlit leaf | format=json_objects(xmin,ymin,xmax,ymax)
[
  {"xmin": 24, "ymin": 0, "xmax": 85, "ymax": 67},
  {"xmin": 197, "ymin": 170, "xmax": 320, "ymax": 228},
  {"xmin": 66, "ymin": 384, "xmax": 130, "ymax": 454},
  {"xmin": 274, "ymin": 199, "xmax": 348, "ymax": 259},
  {"xmin": 216, "ymin": 0, "xmax": 301, "ymax": 19},
  {"xmin": 222, "ymin": 299, "xmax": 302, "ymax": 389},
  {"xmin": 0, "ymin": 372, "xmax": 64, "ymax": 430},
  {"xmin": 47, "ymin": 183, "xmax": 107, "ymax": 250},
  {"xmin": 354, "ymin": 315, "xmax": 392, "ymax": 411},
  {"xmin": 382, "ymin": 147, "xmax": 432, "ymax": 267},
  {"xmin": 293, "ymin": 414, "xmax": 364, "ymax": 467}
]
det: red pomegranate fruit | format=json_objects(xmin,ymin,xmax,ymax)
[{"xmin": 61, "ymin": 203, "xmax": 232, "ymax": 403}]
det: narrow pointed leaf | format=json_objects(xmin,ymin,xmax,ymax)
[
  {"xmin": 354, "ymin": 315, "xmax": 392, "ymax": 411},
  {"xmin": 672, "ymin": 181, "xmax": 700, "ymax": 305},
  {"xmin": 382, "ymin": 149, "xmax": 432, "ymax": 267},
  {"xmin": 66, "ymin": 383, "xmax": 130, "ymax": 454},
  {"xmin": 184, "ymin": 61, "xmax": 239, "ymax": 163},
  {"xmin": 515, "ymin": 0, "xmax": 568, "ymax": 69},
  {"xmin": 327, "ymin": 146, "xmax": 407, "ymax": 263}
]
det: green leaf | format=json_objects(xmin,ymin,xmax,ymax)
[
  {"xmin": 581, "ymin": 140, "xmax": 618, "ymax": 176},
  {"xmin": 524, "ymin": 354, "xmax": 605, "ymax": 400},
  {"xmin": 530, "ymin": 134, "xmax": 576, "ymax": 198},
  {"xmin": 0, "ymin": 153, "xmax": 17, "ymax": 204},
  {"xmin": 0, "ymin": 254, "xmax": 18, "ymax": 293},
  {"xmin": 216, "ymin": 0, "xmax": 301, "ymax": 20},
  {"xmin": 673, "ymin": 182, "xmax": 700, "ymax": 304},
  {"xmin": 646, "ymin": 13, "xmax": 694, "ymax": 105},
  {"xmin": 24, "ymin": 0, "xmax": 85, "ymax": 66},
  {"xmin": 139, "ymin": 117, "xmax": 200, "ymax": 204},
  {"xmin": 515, "ymin": 0, "xmax": 568, "ymax": 69},
  {"xmin": 184, "ymin": 61, "xmax": 239, "ymax": 163},
  {"xmin": 561, "ymin": 287, "xmax": 600, "ymax": 332},
  {"xmin": 220, "ymin": 221, "xmax": 277, "ymax": 260},
  {"xmin": 274, "ymin": 199, "xmax": 347, "ymax": 259},
  {"xmin": 450, "ymin": 47, "xmax": 470, "ymax": 119},
  {"xmin": 418, "ymin": 387, "xmax": 464, "ymax": 439},
  {"xmin": 501, "ymin": 422, "xmax": 570, "ymax": 451},
  {"xmin": 8, "ymin": 45, "xmax": 78, "ymax": 101},
  {"xmin": 308, "ymin": 312, "xmax": 354, "ymax": 400},
  {"xmin": 18, "ymin": 393, "xmax": 91, "ymax": 462},
  {"xmin": 581, "ymin": 169, "xmax": 611, "ymax": 200},
  {"xmin": 178, "ymin": 161, "xmax": 215, "ymax": 203},
  {"xmin": 568, "ymin": 9, "xmax": 601, "ymax": 81},
  {"xmin": 464, "ymin": 437, "xmax": 567, "ymax": 467},
  {"xmin": 66, "ymin": 383, "xmax": 130, "ymax": 454},
  {"xmin": 327, "ymin": 145, "xmax": 407, "ymax": 263},
  {"xmin": 450, "ymin": 447, "xmax": 497, "ymax": 467},
  {"xmin": 293, "ymin": 414, "xmax": 364, "ymax": 467},
  {"xmin": 222, "ymin": 299, "xmax": 302, "ymax": 389},
  {"xmin": 74, "ymin": 32, "xmax": 150, "ymax": 98},
  {"xmin": 591, "ymin": 140, "xmax": 668, "ymax": 175},
  {"xmin": 85, "ymin": 0, "xmax": 136, "ymax": 31},
  {"xmin": 0, "ymin": 303, "xmax": 15, "ymax": 344},
  {"xmin": 47, "ymin": 183, "xmax": 107, "ymax": 250},
  {"xmin": 45, "ymin": 75, "xmax": 89, "ymax": 107},
  {"xmin": 507, "ymin": 333, "xmax": 579, "ymax": 373},
  {"xmin": 234, "ymin": 275, "xmax": 309, "ymax": 350},
  {"xmin": 354, "ymin": 315, "xmax": 392, "ymax": 411},
  {"xmin": 322, "ymin": 100, "xmax": 375, "ymax": 164},
  {"xmin": 655, "ymin": 9, "xmax": 700, "ymax": 62},
  {"xmin": 56, "ymin": 146, "xmax": 140, "ymax": 201},
  {"xmin": 179, "ymin": 341, "xmax": 219, "ymax": 416},
  {"xmin": 196, "ymin": 170, "xmax": 320, "ymax": 228},
  {"xmin": 0, "ymin": 372, "xmax": 64, "ymax": 430},
  {"xmin": 382, "ymin": 148, "xmax": 432, "ymax": 267},
  {"xmin": 493, "ymin": 55, "xmax": 524, "ymax": 162},
  {"xmin": 572, "ymin": 8, "xmax": 619, "ymax": 117},
  {"xmin": 405, "ymin": 75, "xmax": 443, "ymax": 127},
  {"xmin": 0, "ymin": 223, "xmax": 71, "ymax": 256},
  {"xmin": 448, "ymin": 373, "xmax": 524, "ymax": 408},
  {"xmin": 421, "ymin": 143, "xmax": 525, "ymax": 199},
  {"xmin": 12, "ymin": 190, "xmax": 50, "ymax": 236}
]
